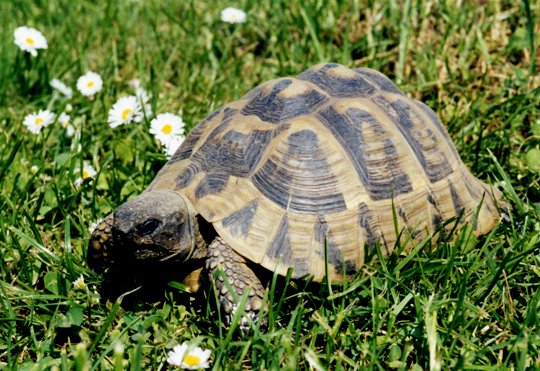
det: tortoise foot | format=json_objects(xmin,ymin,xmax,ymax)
[{"xmin": 206, "ymin": 237, "xmax": 266, "ymax": 335}]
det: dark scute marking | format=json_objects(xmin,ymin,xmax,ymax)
[
  {"xmin": 176, "ymin": 114, "xmax": 279, "ymax": 195},
  {"xmin": 200, "ymin": 107, "xmax": 238, "ymax": 146},
  {"xmin": 317, "ymin": 106, "xmax": 412, "ymax": 200},
  {"xmin": 293, "ymin": 262, "xmax": 310, "ymax": 277},
  {"xmin": 222, "ymin": 106, "xmax": 238, "ymax": 121},
  {"xmin": 335, "ymin": 260, "xmax": 357, "ymax": 276},
  {"xmin": 314, "ymin": 216, "xmax": 341, "ymax": 264},
  {"xmin": 194, "ymin": 171, "xmax": 229, "ymax": 198},
  {"xmin": 415, "ymin": 101, "xmax": 461, "ymax": 160},
  {"xmin": 219, "ymin": 129, "xmax": 274, "ymax": 175},
  {"xmin": 380, "ymin": 138, "xmax": 414, "ymax": 196},
  {"xmin": 206, "ymin": 107, "xmax": 223, "ymax": 121},
  {"xmin": 169, "ymin": 107, "xmax": 223, "ymax": 163},
  {"xmin": 192, "ymin": 128, "xmax": 270, "ymax": 195},
  {"xmin": 241, "ymin": 79, "xmax": 329, "ymax": 124},
  {"xmin": 398, "ymin": 207, "xmax": 407, "ymax": 222},
  {"xmin": 315, "ymin": 217, "xmax": 354, "ymax": 274},
  {"xmin": 313, "ymin": 216, "xmax": 329, "ymax": 244},
  {"xmin": 298, "ymin": 65, "xmax": 376, "ymax": 97},
  {"xmin": 252, "ymin": 129, "xmax": 347, "ymax": 214},
  {"xmin": 221, "ymin": 199, "xmax": 258, "ymax": 238},
  {"xmin": 449, "ymin": 181, "xmax": 465, "ymax": 215},
  {"xmin": 432, "ymin": 213, "xmax": 443, "ymax": 231},
  {"xmin": 192, "ymin": 129, "xmax": 273, "ymax": 196},
  {"xmin": 176, "ymin": 164, "xmax": 199, "ymax": 189},
  {"xmin": 359, "ymin": 202, "xmax": 379, "ymax": 247},
  {"xmin": 353, "ymin": 68, "xmax": 404, "ymax": 95},
  {"xmin": 175, "ymin": 108, "xmax": 237, "ymax": 190},
  {"xmin": 427, "ymin": 192, "xmax": 445, "ymax": 232},
  {"xmin": 464, "ymin": 176, "xmax": 481, "ymax": 201},
  {"xmin": 266, "ymin": 214, "xmax": 292, "ymax": 265},
  {"xmin": 409, "ymin": 228, "xmax": 422, "ymax": 239},
  {"xmin": 374, "ymin": 97, "xmax": 453, "ymax": 183}
]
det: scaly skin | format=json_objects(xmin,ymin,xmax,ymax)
[
  {"xmin": 87, "ymin": 213, "xmax": 115, "ymax": 270},
  {"xmin": 206, "ymin": 236, "xmax": 265, "ymax": 335}
]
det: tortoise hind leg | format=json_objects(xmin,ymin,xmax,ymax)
[{"xmin": 206, "ymin": 236, "xmax": 266, "ymax": 335}]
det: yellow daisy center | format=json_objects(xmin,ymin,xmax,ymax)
[
  {"xmin": 183, "ymin": 354, "xmax": 201, "ymax": 367},
  {"xmin": 26, "ymin": 37, "xmax": 35, "ymax": 45},
  {"xmin": 82, "ymin": 169, "xmax": 90, "ymax": 179},
  {"xmin": 74, "ymin": 278, "xmax": 86, "ymax": 288},
  {"xmin": 86, "ymin": 81, "xmax": 94, "ymax": 88},
  {"xmin": 35, "ymin": 118, "xmax": 44, "ymax": 125},
  {"xmin": 161, "ymin": 124, "xmax": 173, "ymax": 135},
  {"xmin": 121, "ymin": 109, "xmax": 133, "ymax": 121}
]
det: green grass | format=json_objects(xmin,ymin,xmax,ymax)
[{"xmin": 1, "ymin": 0, "xmax": 539, "ymax": 369}]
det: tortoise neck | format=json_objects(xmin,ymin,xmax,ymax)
[
  {"xmin": 171, "ymin": 192, "xmax": 214, "ymax": 260},
  {"xmin": 167, "ymin": 191, "xmax": 207, "ymax": 260},
  {"xmin": 190, "ymin": 214, "xmax": 208, "ymax": 259}
]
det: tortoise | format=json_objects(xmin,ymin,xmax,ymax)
[{"xmin": 88, "ymin": 63, "xmax": 503, "ymax": 332}]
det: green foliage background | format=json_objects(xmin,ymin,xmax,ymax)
[{"xmin": 0, "ymin": 0, "xmax": 539, "ymax": 369}]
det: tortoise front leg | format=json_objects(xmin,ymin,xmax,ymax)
[
  {"xmin": 87, "ymin": 213, "xmax": 115, "ymax": 271},
  {"xmin": 206, "ymin": 237, "xmax": 265, "ymax": 334}
]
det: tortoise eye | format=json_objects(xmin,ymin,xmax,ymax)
[{"xmin": 137, "ymin": 219, "xmax": 160, "ymax": 236}]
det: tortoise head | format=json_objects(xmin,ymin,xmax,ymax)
[{"xmin": 87, "ymin": 190, "xmax": 198, "ymax": 272}]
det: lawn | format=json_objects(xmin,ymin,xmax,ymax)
[{"xmin": 1, "ymin": 0, "xmax": 539, "ymax": 369}]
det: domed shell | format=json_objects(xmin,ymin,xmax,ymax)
[{"xmin": 147, "ymin": 63, "xmax": 502, "ymax": 282}]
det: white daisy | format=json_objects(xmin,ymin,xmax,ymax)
[
  {"xmin": 73, "ymin": 275, "xmax": 86, "ymax": 290},
  {"xmin": 75, "ymin": 162, "xmax": 97, "ymax": 186},
  {"xmin": 108, "ymin": 96, "xmax": 142, "ymax": 128},
  {"xmin": 57, "ymin": 112, "xmax": 76, "ymax": 136},
  {"xmin": 150, "ymin": 113, "xmax": 185, "ymax": 145},
  {"xmin": 220, "ymin": 7, "xmax": 247, "ymax": 24},
  {"xmin": 76, "ymin": 71, "xmax": 103, "ymax": 97},
  {"xmin": 66, "ymin": 125, "xmax": 76, "ymax": 137},
  {"xmin": 58, "ymin": 112, "xmax": 70, "ymax": 127},
  {"xmin": 163, "ymin": 135, "xmax": 185, "ymax": 158},
  {"xmin": 134, "ymin": 87, "xmax": 152, "ymax": 122},
  {"xmin": 23, "ymin": 109, "xmax": 55, "ymax": 134},
  {"xmin": 50, "ymin": 78, "xmax": 73, "ymax": 98},
  {"xmin": 14, "ymin": 26, "xmax": 48, "ymax": 56},
  {"xmin": 167, "ymin": 342, "xmax": 211, "ymax": 369}
]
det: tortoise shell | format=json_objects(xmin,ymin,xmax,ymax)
[{"xmin": 146, "ymin": 63, "xmax": 502, "ymax": 282}]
